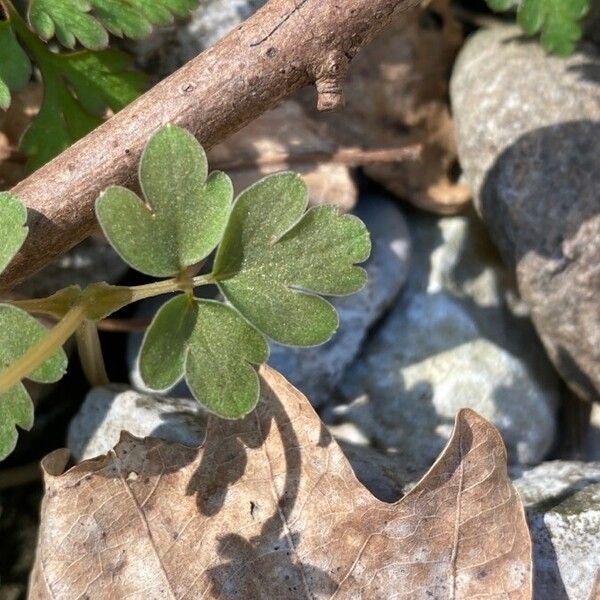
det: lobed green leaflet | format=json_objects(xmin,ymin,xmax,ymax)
[{"xmin": 0, "ymin": 124, "xmax": 371, "ymax": 460}]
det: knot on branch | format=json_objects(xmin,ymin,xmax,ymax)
[{"xmin": 313, "ymin": 51, "xmax": 349, "ymax": 112}]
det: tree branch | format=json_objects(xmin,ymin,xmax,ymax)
[{"xmin": 1, "ymin": 0, "xmax": 422, "ymax": 291}]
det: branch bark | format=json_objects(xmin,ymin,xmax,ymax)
[{"xmin": 1, "ymin": 0, "xmax": 422, "ymax": 291}]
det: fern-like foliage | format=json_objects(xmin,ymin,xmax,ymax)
[
  {"xmin": 486, "ymin": 0, "xmax": 590, "ymax": 55},
  {"xmin": 0, "ymin": 0, "xmax": 197, "ymax": 170}
]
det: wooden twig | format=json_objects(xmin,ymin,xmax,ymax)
[
  {"xmin": 0, "ymin": 0, "xmax": 423, "ymax": 291},
  {"xmin": 212, "ymin": 144, "xmax": 422, "ymax": 171}
]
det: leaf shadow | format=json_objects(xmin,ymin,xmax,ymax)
[{"xmin": 184, "ymin": 375, "xmax": 338, "ymax": 597}]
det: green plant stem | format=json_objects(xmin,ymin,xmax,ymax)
[
  {"xmin": 0, "ymin": 274, "xmax": 215, "ymax": 391},
  {"xmin": 76, "ymin": 320, "xmax": 109, "ymax": 386},
  {"xmin": 0, "ymin": 303, "xmax": 85, "ymax": 394},
  {"xmin": 127, "ymin": 277, "xmax": 185, "ymax": 303}
]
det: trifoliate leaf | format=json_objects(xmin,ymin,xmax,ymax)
[
  {"xmin": 212, "ymin": 173, "xmax": 371, "ymax": 346},
  {"xmin": 96, "ymin": 125, "xmax": 233, "ymax": 277},
  {"xmin": 28, "ymin": 0, "xmax": 196, "ymax": 49},
  {"xmin": 517, "ymin": 0, "xmax": 589, "ymax": 55},
  {"xmin": 21, "ymin": 48, "xmax": 145, "ymax": 171},
  {"xmin": 484, "ymin": 0, "xmax": 589, "ymax": 55},
  {"xmin": 0, "ymin": 305, "xmax": 68, "ymax": 460},
  {"xmin": 0, "ymin": 21, "xmax": 31, "ymax": 110},
  {"xmin": 29, "ymin": 0, "xmax": 109, "ymax": 50},
  {"xmin": 139, "ymin": 295, "xmax": 269, "ymax": 419},
  {"xmin": 0, "ymin": 192, "xmax": 28, "ymax": 276}
]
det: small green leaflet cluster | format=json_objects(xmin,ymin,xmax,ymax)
[
  {"xmin": 0, "ymin": 193, "xmax": 67, "ymax": 460},
  {"xmin": 29, "ymin": 0, "xmax": 197, "ymax": 50},
  {"xmin": 0, "ymin": 1, "xmax": 197, "ymax": 171},
  {"xmin": 485, "ymin": 0, "xmax": 590, "ymax": 55},
  {"xmin": 96, "ymin": 125, "xmax": 371, "ymax": 419}
]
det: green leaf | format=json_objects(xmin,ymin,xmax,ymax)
[
  {"xmin": 213, "ymin": 173, "xmax": 371, "ymax": 346},
  {"xmin": 139, "ymin": 295, "xmax": 269, "ymax": 419},
  {"xmin": 0, "ymin": 192, "xmax": 28, "ymax": 276},
  {"xmin": 21, "ymin": 48, "xmax": 145, "ymax": 171},
  {"xmin": 484, "ymin": 0, "xmax": 589, "ymax": 55},
  {"xmin": 517, "ymin": 0, "xmax": 589, "ymax": 55},
  {"xmin": 0, "ymin": 20, "xmax": 31, "ymax": 110},
  {"xmin": 29, "ymin": 0, "xmax": 109, "ymax": 50},
  {"xmin": 96, "ymin": 125, "xmax": 233, "ymax": 277},
  {"xmin": 28, "ymin": 0, "xmax": 196, "ymax": 49},
  {"xmin": 212, "ymin": 173, "xmax": 371, "ymax": 346},
  {"xmin": 485, "ymin": 0, "xmax": 515, "ymax": 11},
  {"xmin": 0, "ymin": 305, "xmax": 68, "ymax": 460}
]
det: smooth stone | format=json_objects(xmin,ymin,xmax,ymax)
[
  {"xmin": 406, "ymin": 206, "xmax": 561, "ymax": 400},
  {"xmin": 451, "ymin": 26, "xmax": 600, "ymax": 402},
  {"xmin": 67, "ymin": 386, "xmax": 207, "ymax": 461},
  {"xmin": 267, "ymin": 194, "xmax": 410, "ymax": 407},
  {"xmin": 67, "ymin": 386, "xmax": 413, "ymax": 500},
  {"xmin": 335, "ymin": 291, "xmax": 557, "ymax": 472},
  {"xmin": 512, "ymin": 461, "xmax": 600, "ymax": 599}
]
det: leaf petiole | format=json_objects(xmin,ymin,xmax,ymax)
[{"xmin": 0, "ymin": 271, "xmax": 216, "ymax": 390}]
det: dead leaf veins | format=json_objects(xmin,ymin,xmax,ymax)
[{"xmin": 29, "ymin": 366, "xmax": 532, "ymax": 599}]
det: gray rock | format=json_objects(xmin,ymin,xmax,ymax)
[
  {"xmin": 513, "ymin": 461, "xmax": 600, "ymax": 599},
  {"xmin": 451, "ymin": 26, "xmax": 600, "ymax": 402},
  {"xmin": 267, "ymin": 194, "xmax": 410, "ymax": 407},
  {"xmin": 67, "ymin": 386, "xmax": 207, "ymax": 461},
  {"xmin": 129, "ymin": 0, "xmax": 267, "ymax": 77},
  {"xmin": 67, "ymin": 386, "xmax": 412, "ymax": 501},
  {"xmin": 329, "ymin": 206, "xmax": 560, "ymax": 475},
  {"xmin": 407, "ymin": 207, "xmax": 560, "ymax": 401},
  {"xmin": 334, "ymin": 292, "xmax": 557, "ymax": 473}
]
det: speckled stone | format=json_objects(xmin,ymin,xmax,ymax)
[
  {"xmin": 67, "ymin": 386, "xmax": 208, "ymax": 461},
  {"xmin": 513, "ymin": 461, "xmax": 600, "ymax": 599},
  {"xmin": 334, "ymin": 291, "xmax": 557, "ymax": 473}
]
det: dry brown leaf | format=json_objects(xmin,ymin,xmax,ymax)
[{"xmin": 29, "ymin": 366, "xmax": 532, "ymax": 599}]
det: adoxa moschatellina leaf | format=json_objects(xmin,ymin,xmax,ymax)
[
  {"xmin": 0, "ymin": 192, "xmax": 28, "ymax": 274},
  {"xmin": 96, "ymin": 125, "xmax": 233, "ymax": 277},
  {"xmin": 212, "ymin": 172, "xmax": 371, "ymax": 346},
  {"xmin": 0, "ymin": 192, "xmax": 68, "ymax": 460},
  {"xmin": 96, "ymin": 125, "xmax": 371, "ymax": 419},
  {"xmin": 485, "ymin": 0, "xmax": 590, "ymax": 56},
  {"xmin": 0, "ymin": 305, "xmax": 68, "ymax": 460},
  {"xmin": 139, "ymin": 295, "xmax": 269, "ymax": 419}
]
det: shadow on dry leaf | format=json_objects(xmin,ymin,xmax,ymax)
[{"xmin": 29, "ymin": 366, "xmax": 532, "ymax": 599}]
